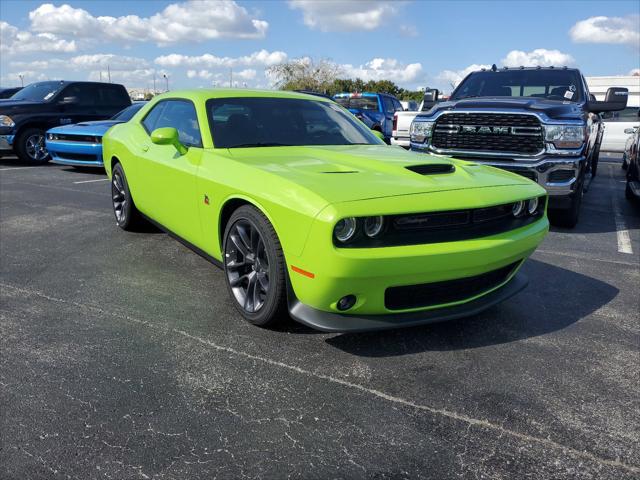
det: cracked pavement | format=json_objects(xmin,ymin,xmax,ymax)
[{"xmin": 1, "ymin": 156, "xmax": 639, "ymax": 479}]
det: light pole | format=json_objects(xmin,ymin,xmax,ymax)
[
  {"xmin": 153, "ymin": 72, "xmax": 156, "ymax": 94},
  {"xmin": 163, "ymin": 74, "xmax": 169, "ymax": 92},
  {"xmin": 18, "ymin": 74, "xmax": 24, "ymax": 87}
]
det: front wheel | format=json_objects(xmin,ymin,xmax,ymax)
[
  {"xmin": 15, "ymin": 128, "xmax": 49, "ymax": 164},
  {"xmin": 111, "ymin": 163, "xmax": 143, "ymax": 230},
  {"xmin": 223, "ymin": 205, "xmax": 287, "ymax": 327},
  {"xmin": 548, "ymin": 178, "xmax": 584, "ymax": 229}
]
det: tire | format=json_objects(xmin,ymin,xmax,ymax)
[
  {"xmin": 625, "ymin": 181, "xmax": 634, "ymax": 201},
  {"xmin": 223, "ymin": 205, "xmax": 288, "ymax": 327},
  {"xmin": 15, "ymin": 128, "xmax": 50, "ymax": 164},
  {"xmin": 589, "ymin": 150, "xmax": 599, "ymax": 178},
  {"xmin": 622, "ymin": 153, "xmax": 628, "ymax": 170},
  {"xmin": 548, "ymin": 177, "xmax": 584, "ymax": 228},
  {"xmin": 111, "ymin": 163, "xmax": 144, "ymax": 230}
]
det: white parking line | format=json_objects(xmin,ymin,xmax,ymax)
[
  {"xmin": 0, "ymin": 166, "xmax": 40, "ymax": 172},
  {"xmin": 73, "ymin": 178, "xmax": 109, "ymax": 184}
]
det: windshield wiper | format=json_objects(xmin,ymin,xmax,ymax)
[{"xmin": 229, "ymin": 142, "xmax": 291, "ymax": 148}]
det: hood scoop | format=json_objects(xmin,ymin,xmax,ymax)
[{"xmin": 406, "ymin": 164, "xmax": 455, "ymax": 175}]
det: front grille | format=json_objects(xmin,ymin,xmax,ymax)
[
  {"xmin": 339, "ymin": 198, "xmax": 546, "ymax": 248},
  {"xmin": 54, "ymin": 134, "xmax": 101, "ymax": 143},
  {"xmin": 502, "ymin": 168, "xmax": 537, "ymax": 182},
  {"xmin": 385, "ymin": 261, "xmax": 520, "ymax": 310},
  {"xmin": 548, "ymin": 170, "xmax": 575, "ymax": 183},
  {"xmin": 432, "ymin": 113, "xmax": 543, "ymax": 155}
]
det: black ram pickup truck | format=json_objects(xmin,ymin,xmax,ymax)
[
  {"xmin": 0, "ymin": 81, "xmax": 131, "ymax": 164},
  {"xmin": 410, "ymin": 66, "xmax": 628, "ymax": 227}
]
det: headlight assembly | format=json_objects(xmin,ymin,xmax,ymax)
[
  {"xmin": 545, "ymin": 125, "xmax": 585, "ymax": 149},
  {"xmin": 364, "ymin": 216, "xmax": 384, "ymax": 237},
  {"xmin": 0, "ymin": 115, "xmax": 15, "ymax": 128},
  {"xmin": 410, "ymin": 121, "xmax": 434, "ymax": 143},
  {"xmin": 334, "ymin": 217, "xmax": 357, "ymax": 243}
]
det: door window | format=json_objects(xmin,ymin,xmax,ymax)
[
  {"xmin": 60, "ymin": 84, "xmax": 97, "ymax": 106},
  {"xmin": 142, "ymin": 100, "xmax": 202, "ymax": 147},
  {"xmin": 383, "ymin": 97, "xmax": 395, "ymax": 113}
]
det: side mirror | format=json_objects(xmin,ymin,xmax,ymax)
[
  {"xmin": 624, "ymin": 128, "xmax": 637, "ymax": 134},
  {"xmin": 150, "ymin": 127, "xmax": 187, "ymax": 155},
  {"xmin": 588, "ymin": 87, "xmax": 628, "ymax": 113},
  {"xmin": 370, "ymin": 129, "xmax": 385, "ymax": 141}
]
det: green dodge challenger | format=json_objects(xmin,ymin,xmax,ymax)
[{"xmin": 103, "ymin": 89, "xmax": 548, "ymax": 332}]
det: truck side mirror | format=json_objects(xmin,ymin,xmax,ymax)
[
  {"xmin": 588, "ymin": 87, "xmax": 628, "ymax": 113},
  {"xmin": 151, "ymin": 127, "xmax": 187, "ymax": 155}
]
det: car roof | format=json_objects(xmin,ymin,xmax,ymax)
[
  {"xmin": 334, "ymin": 92, "xmax": 380, "ymax": 98},
  {"xmin": 152, "ymin": 88, "xmax": 334, "ymax": 103}
]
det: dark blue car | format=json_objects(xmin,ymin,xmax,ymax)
[
  {"xmin": 333, "ymin": 92, "xmax": 404, "ymax": 141},
  {"xmin": 46, "ymin": 102, "xmax": 146, "ymax": 167}
]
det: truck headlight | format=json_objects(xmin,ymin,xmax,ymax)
[
  {"xmin": 0, "ymin": 115, "xmax": 15, "ymax": 128},
  {"xmin": 545, "ymin": 125, "xmax": 585, "ymax": 149},
  {"xmin": 410, "ymin": 121, "xmax": 434, "ymax": 143}
]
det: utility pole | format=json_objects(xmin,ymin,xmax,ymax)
[
  {"xmin": 229, "ymin": 68, "xmax": 232, "ymax": 88},
  {"xmin": 99, "ymin": 71, "xmax": 102, "ymax": 82},
  {"xmin": 18, "ymin": 74, "xmax": 24, "ymax": 87},
  {"xmin": 107, "ymin": 64, "xmax": 111, "ymax": 83},
  {"xmin": 163, "ymin": 74, "xmax": 169, "ymax": 91}
]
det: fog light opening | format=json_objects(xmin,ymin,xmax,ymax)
[{"xmin": 337, "ymin": 295, "xmax": 357, "ymax": 311}]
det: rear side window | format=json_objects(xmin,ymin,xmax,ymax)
[
  {"xmin": 60, "ymin": 84, "xmax": 97, "ymax": 106},
  {"xmin": 99, "ymin": 85, "xmax": 130, "ymax": 106},
  {"xmin": 142, "ymin": 100, "xmax": 202, "ymax": 147}
]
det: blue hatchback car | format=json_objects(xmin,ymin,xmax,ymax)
[{"xmin": 46, "ymin": 102, "xmax": 145, "ymax": 167}]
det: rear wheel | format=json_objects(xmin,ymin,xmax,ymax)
[
  {"xmin": 15, "ymin": 128, "xmax": 49, "ymax": 164},
  {"xmin": 223, "ymin": 205, "xmax": 287, "ymax": 327},
  {"xmin": 622, "ymin": 153, "xmax": 628, "ymax": 170},
  {"xmin": 111, "ymin": 163, "xmax": 143, "ymax": 230}
]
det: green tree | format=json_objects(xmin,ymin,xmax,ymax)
[{"xmin": 267, "ymin": 58, "xmax": 342, "ymax": 93}]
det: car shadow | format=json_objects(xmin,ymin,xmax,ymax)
[
  {"xmin": 0, "ymin": 156, "xmax": 56, "ymax": 168},
  {"xmin": 324, "ymin": 258, "xmax": 618, "ymax": 357}
]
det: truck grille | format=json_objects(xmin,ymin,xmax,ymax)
[
  {"xmin": 384, "ymin": 261, "xmax": 520, "ymax": 310},
  {"xmin": 432, "ymin": 113, "xmax": 543, "ymax": 155}
]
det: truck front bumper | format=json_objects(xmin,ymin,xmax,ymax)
[{"xmin": 0, "ymin": 135, "xmax": 15, "ymax": 152}]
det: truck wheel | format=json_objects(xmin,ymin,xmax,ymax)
[
  {"xmin": 625, "ymin": 181, "xmax": 634, "ymax": 201},
  {"xmin": 15, "ymin": 128, "xmax": 50, "ymax": 164},
  {"xmin": 548, "ymin": 178, "xmax": 584, "ymax": 229},
  {"xmin": 223, "ymin": 205, "xmax": 288, "ymax": 328},
  {"xmin": 589, "ymin": 150, "xmax": 599, "ymax": 178},
  {"xmin": 622, "ymin": 153, "xmax": 628, "ymax": 170}
]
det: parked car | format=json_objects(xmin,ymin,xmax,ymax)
[
  {"xmin": 600, "ymin": 106, "xmax": 640, "ymax": 152},
  {"xmin": 392, "ymin": 89, "xmax": 441, "ymax": 148},
  {"xmin": 0, "ymin": 87, "xmax": 22, "ymax": 99},
  {"xmin": 622, "ymin": 124, "xmax": 638, "ymax": 170},
  {"xmin": 410, "ymin": 66, "xmax": 627, "ymax": 228},
  {"xmin": 333, "ymin": 92, "xmax": 404, "ymax": 142},
  {"xmin": 46, "ymin": 102, "xmax": 146, "ymax": 168},
  {"xmin": 624, "ymin": 113, "xmax": 640, "ymax": 201},
  {"xmin": 0, "ymin": 81, "xmax": 131, "ymax": 163},
  {"xmin": 400, "ymin": 100, "xmax": 418, "ymax": 111},
  {"xmin": 103, "ymin": 89, "xmax": 548, "ymax": 332}
]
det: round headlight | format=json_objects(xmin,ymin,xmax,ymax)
[
  {"xmin": 527, "ymin": 197, "xmax": 539, "ymax": 215},
  {"xmin": 364, "ymin": 216, "xmax": 384, "ymax": 237},
  {"xmin": 512, "ymin": 201, "xmax": 525, "ymax": 217},
  {"xmin": 47, "ymin": 133, "xmax": 53, "ymax": 140},
  {"xmin": 334, "ymin": 217, "xmax": 357, "ymax": 243}
]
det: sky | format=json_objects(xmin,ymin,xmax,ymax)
[{"xmin": 0, "ymin": 0, "xmax": 638, "ymax": 93}]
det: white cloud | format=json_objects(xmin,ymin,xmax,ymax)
[
  {"xmin": 155, "ymin": 49, "xmax": 288, "ymax": 68},
  {"xmin": 570, "ymin": 15, "xmax": 639, "ymax": 47},
  {"xmin": 399, "ymin": 25, "xmax": 418, "ymax": 37},
  {"xmin": 70, "ymin": 54, "xmax": 150, "ymax": 70},
  {"xmin": 0, "ymin": 21, "xmax": 76, "ymax": 55},
  {"xmin": 437, "ymin": 64, "xmax": 490, "ymax": 88},
  {"xmin": 28, "ymin": 1, "xmax": 268, "ymax": 46},
  {"xmin": 87, "ymin": 68, "xmax": 167, "ymax": 86},
  {"xmin": 288, "ymin": 0, "xmax": 400, "ymax": 31},
  {"xmin": 236, "ymin": 68, "xmax": 257, "ymax": 80},
  {"xmin": 341, "ymin": 57, "xmax": 423, "ymax": 83},
  {"xmin": 630, "ymin": 68, "xmax": 640, "ymax": 76},
  {"xmin": 501, "ymin": 48, "xmax": 575, "ymax": 67}
]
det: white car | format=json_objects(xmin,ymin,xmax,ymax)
[{"xmin": 600, "ymin": 106, "xmax": 640, "ymax": 152}]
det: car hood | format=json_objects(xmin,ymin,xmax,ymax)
[
  {"xmin": 224, "ymin": 145, "xmax": 532, "ymax": 204},
  {"xmin": 48, "ymin": 121, "xmax": 120, "ymax": 136},
  {"xmin": 418, "ymin": 97, "xmax": 584, "ymax": 121}
]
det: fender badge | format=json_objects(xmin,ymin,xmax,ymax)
[{"xmin": 204, "ymin": 194, "xmax": 210, "ymax": 205}]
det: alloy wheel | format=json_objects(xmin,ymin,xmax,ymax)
[
  {"xmin": 25, "ymin": 133, "xmax": 47, "ymax": 162},
  {"xmin": 225, "ymin": 219, "xmax": 270, "ymax": 313},
  {"xmin": 111, "ymin": 172, "xmax": 127, "ymax": 224}
]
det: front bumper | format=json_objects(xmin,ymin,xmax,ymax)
[
  {"xmin": 289, "ymin": 272, "xmax": 528, "ymax": 332},
  {"xmin": 390, "ymin": 135, "xmax": 410, "ymax": 148},
  {"xmin": 284, "ymin": 187, "xmax": 548, "ymax": 330},
  {"xmin": 0, "ymin": 135, "xmax": 15, "ymax": 152},
  {"xmin": 45, "ymin": 140, "xmax": 104, "ymax": 167}
]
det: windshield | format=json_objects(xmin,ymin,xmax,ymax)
[
  {"xmin": 452, "ymin": 70, "xmax": 584, "ymax": 102},
  {"xmin": 208, "ymin": 97, "xmax": 383, "ymax": 148},
  {"xmin": 333, "ymin": 96, "xmax": 379, "ymax": 110},
  {"xmin": 10, "ymin": 81, "xmax": 64, "ymax": 102},
  {"xmin": 112, "ymin": 103, "xmax": 145, "ymax": 122}
]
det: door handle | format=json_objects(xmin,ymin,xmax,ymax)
[{"xmin": 142, "ymin": 145, "xmax": 149, "ymax": 152}]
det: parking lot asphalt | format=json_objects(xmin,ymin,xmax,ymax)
[{"xmin": 1, "ymin": 155, "xmax": 638, "ymax": 479}]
